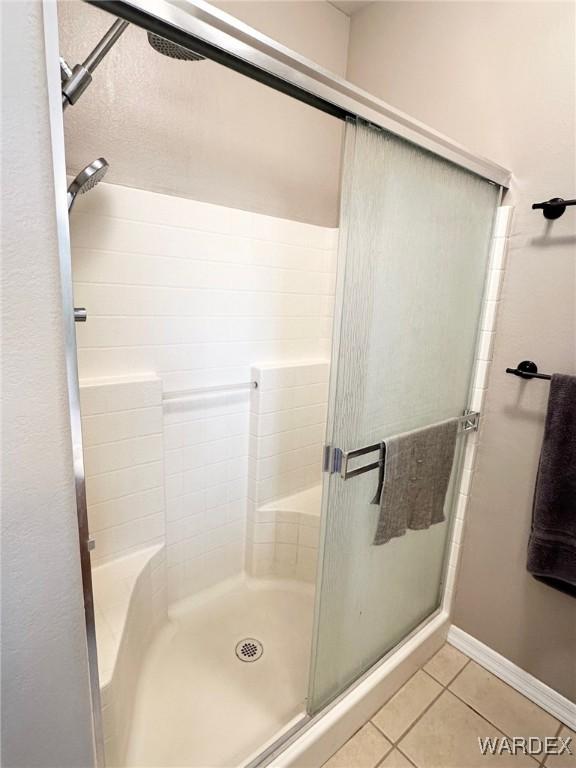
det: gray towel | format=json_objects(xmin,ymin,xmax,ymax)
[
  {"xmin": 527, "ymin": 374, "xmax": 576, "ymax": 597},
  {"xmin": 374, "ymin": 418, "xmax": 459, "ymax": 545}
]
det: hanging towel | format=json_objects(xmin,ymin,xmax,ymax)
[
  {"xmin": 374, "ymin": 418, "xmax": 459, "ymax": 545},
  {"xmin": 527, "ymin": 374, "xmax": 576, "ymax": 597}
]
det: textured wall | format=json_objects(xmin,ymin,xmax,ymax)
[
  {"xmin": 347, "ymin": 1, "xmax": 576, "ymax": 700},
  {"xmin": 58, "ymin": 1, "xmax": 349, "ymax": 226},
  {"xmin": 1, "ymin": 2, "xmax": 95, "ymax": 765}
]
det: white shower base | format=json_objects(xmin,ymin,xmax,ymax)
[{"xmin": 124, "ymin": 575, "xmax": 315, "ymax": 768}]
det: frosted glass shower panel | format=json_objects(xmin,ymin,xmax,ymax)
[{"xmin": 309, "ymin": 120, "xmax": 499, "ymax": 712}]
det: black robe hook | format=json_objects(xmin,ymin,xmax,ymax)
[{"xmin": 532, "ymin": 197, "xmax": 576, "ymax": 220}]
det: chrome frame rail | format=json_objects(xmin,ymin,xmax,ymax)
[
  {"xmin": 86, "ymin": 0, "xmax": 510, "ymax": 187},
  {"xmin": 42, "ymin": 2, "xmax": 105, "ymax": 765}
]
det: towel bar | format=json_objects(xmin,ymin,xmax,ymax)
[
  {"xmin": 532, "ymin": 197, "xmax": 576, "ymax": 220},
  {"xmin": 505, "ymin": 360, "xmax": 552, "ymax": 381},
  {"xmin": 163, "ymin": 380, "xmax": 258, "ymax": 403},
  {"xmin": 323, "ymin": 411, "xmax": 480, "ymax": 480}
]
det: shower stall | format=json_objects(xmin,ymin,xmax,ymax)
[{"xmin": 49, "ymin": 1, "xmax": 511, "ymax": 766}]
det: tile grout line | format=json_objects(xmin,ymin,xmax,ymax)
[
  {"xmin": 423, "ymin": 652, "xmax": 472, "ymax": 690},
  {"xmin": 445, "ymin": 662, "xmax": 562, "ymax": 745},
  {"xmin": 392, "ymin": 663, "xmax": 472, "ymax": 744},
  {"xmin": 74, "ymin": 278, "xmax": 334, "ymax": 298},
  {"xmin": 73, "ymin": 244, "xmax": 337, "ymax": 275},
  {"xmin": 72, "ymin": 209, "xmax": 339, "ymax": 251},
  {"xmin": 369, "ymin": 652, "xmax": 474, "ymax": 766},
  {"xmin": 336, "ymin": 644, "xmax": 563, "ymax": 768},
  {"xmin": 81, "ymin": 313, "xmax": 334, "ymax": 321},
  {"xmin": 370, "ymin": 667, "xmax": 450, "ymax": 746},
  {"xmin": 371, "ymin": 736, "xmax": 394, "ymax": 768},
  {"xmin": 80, "ymin": 338, "xmax": 334, "ymax": 350},
  {"xmin": 82, "ymin": 402, "xmax": 163, "ymax": 418},
  {"xmin": 372, "ymin": 739, "xmax": 418, "ymax": 768},
  {"xmin": 539, "ymin": 720, "xmax": 567, "ymax": 767},
  {"xmin": 87, "ymin": 458, "xmax": 163, "ymax": 481},
  {"xmin": 394, "ymin": 743, "xmax": 419, "ymax": 768}
]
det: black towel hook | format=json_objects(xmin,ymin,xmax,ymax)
[
  {"xmin": 532, "ymin": 197, "xmax": 576, "ymax": 220},
  {"xmin": 505, "ymin": 360, "xmax": 552, "ymax": 381}
]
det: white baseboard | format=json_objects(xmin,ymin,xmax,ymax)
[{"xmin": 448, "ymin": 625, "xmax": 576, "ymax": 732}]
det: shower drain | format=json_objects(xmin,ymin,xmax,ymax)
[{"xmin": 235, "ymin": 638, "xmax": 263, "ymax": 662}]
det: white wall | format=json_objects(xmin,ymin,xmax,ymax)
[
  {"xmin": 346, "ymin": 0, "xmax": 576, "ymax": 700},
  {"xmin": 69, "ymin": 182, "xmax": 337, "ymax": 600},
  {"xmin": 58, "ymin": 1, "xmax": 350, "ymax": 226},
  {"xmin": 1, "ymin": 2, "xmax": 95, "ymax": 765}
]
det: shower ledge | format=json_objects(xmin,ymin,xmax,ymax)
[
  {"xmin": 92, "ymin": 543, "xmax": 163, "ymax": 687},
  {"xmin": 251, "ymin": 485, "xmax": 322, "ymax": 582},
  {"xmin": 259, "ymin": 484, "xmax": 322, "ymax": 521}
]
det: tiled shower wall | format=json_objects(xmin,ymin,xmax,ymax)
[
  {"xmin": 70, "ymin": 182, "xmax": 338, "ymax": 597},
  {"xmin": 163, "ymin": 392, "xmax": 249, "ymax": 599},
  {"xmin": 70, "ymin": 182, "xmax": 337, "ymax": 388},
  {"xmin": 80, "ymin": 376, "xmax": 165, "ymax": 565},
  {"xmin": 249, "ymin": 362, "xmax": 329, "ymax": 505},
  {"xmin": 245, "ymin": 361, "xmax": 329, "ymax": 578}
]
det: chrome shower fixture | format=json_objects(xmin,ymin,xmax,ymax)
[
  {"xmin": 146, "ymin": 32, "xmax": 205, "ymax": 61},
  {"xmin": 61, "ymin": 18, "xmax": 129, "ymax": 109},
  {"xmin": 60, "ymin": 18, "xmax": 205, "ymax": 111},
  {"xmin": 67, "ymin": 158, "xmax": 109, "ymax": 212}
]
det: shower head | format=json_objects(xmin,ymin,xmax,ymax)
[
  {"xmin": 67, "ymin": 158, "xmax": 109, "ymax": 212},
  {"xmin": 146, "ymin": 32, "xmax": 205, "ymax": 62},
  {"xmin": 61, "ymin": 20, "xmax": 205, "ymax": 111}
]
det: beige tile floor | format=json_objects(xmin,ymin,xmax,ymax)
[{"xmin": 323, "ymin": 644, "xmax": 575, "ymax": 768}]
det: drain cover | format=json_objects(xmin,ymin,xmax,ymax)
[{"xmin": 235, "ymin": 638, "xmax": 263, "ymax": 662}]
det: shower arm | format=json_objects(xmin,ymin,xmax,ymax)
[{"xmin": 61, "ymin": 18, "xmax": 129, "ymax": 109}]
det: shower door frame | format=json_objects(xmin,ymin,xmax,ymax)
[
  {"xmin": 43, "ymin": 0, "xmax": 511, "ymax": 765},
  {"xmin": 85, "ymin": 0, "xmax": 510, "ymax": 187}
]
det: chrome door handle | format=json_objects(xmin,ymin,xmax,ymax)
[{"xmin": 74, "ymin": 307, "xmax": 87, "ymax": 322}]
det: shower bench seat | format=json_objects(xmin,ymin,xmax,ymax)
[
  {"xmin": 92, "ymin": 543, "xmax": 164, "ymax": 687},
  {"xmin": 91, "ymin": 544, "xmax": 166, "ymax": 763}
]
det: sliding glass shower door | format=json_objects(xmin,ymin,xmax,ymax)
[{"xmin": 309, "ymin": 120, "xmax": 500, "ymax": 713}]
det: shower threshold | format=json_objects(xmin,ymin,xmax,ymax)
[{"xmin": 124, "ymin": 575, "xmax": 315, "ymax": 767}]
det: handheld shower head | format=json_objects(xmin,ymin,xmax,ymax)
[
  {"xmin": 67, "ymin": 158, "xmax": 109, "ymax": 212},
  {"xmin": 146, "ymin": 32, "xmax": 205, "ymax": 61}
]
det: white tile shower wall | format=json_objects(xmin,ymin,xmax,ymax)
[
  {"xmin": 70, "ymin": 182, "xmax": 338, "ymax": 391},
  {"xmin": 442, "ymin": 206, "xmax": 513, "ymax": 612},
  {"xmin": 248, "ymin": 488, "xmax": 323, "ymax": 582},
  {"xmin": 163, "ymin": 392, "xmax": 249, "ymax": 600},
  {"xmin": 246, "ymin": 362, "xmax": 329, "ymax": 578},
  {"xmin": 249, "ymin": 362, "xmax": 329, "ymax": 503},
  {"xmin": 71, "ymin": 182, "xmax": 338, "ymax": 596},
  {"xmin": 80, "ymin": 375, "xmax": 165, "ymax": 564}
]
